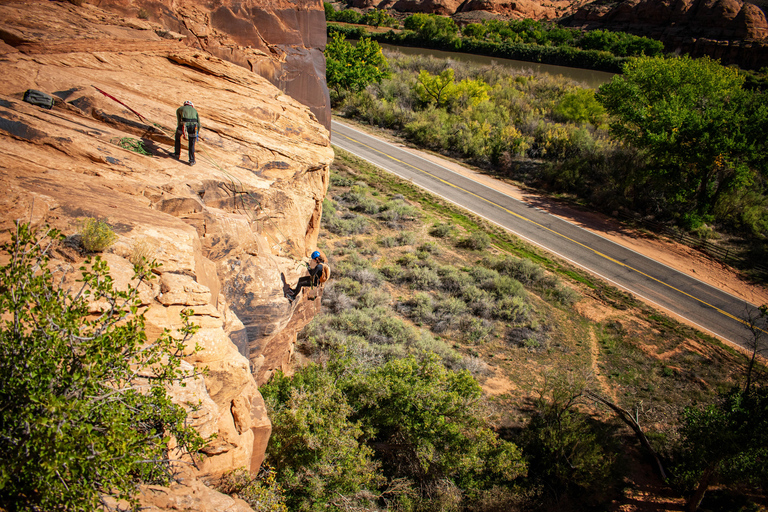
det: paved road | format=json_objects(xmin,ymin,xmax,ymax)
[{"xmin": 332, "ymin": 120, "xmax": 766, "ymax": 350}]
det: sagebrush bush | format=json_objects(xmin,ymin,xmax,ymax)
[
  {"xmin": 79, "ymin": 217, "xmax": 117, "ymax": 252},
  {"xmin": 430, "ymin": 222, "xmax": 455, "ymax": 238},
  {"xmin": 459, "ymin": 231, "xmax": 492, "ymax": 250}
]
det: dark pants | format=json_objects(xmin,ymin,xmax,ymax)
[
  {"xmin": 291, "ymin": 275, "xmax": 318, "ymax": 296},
  {"xmin": 174, "ymin": 124, "xmax": 197, "ymax": 163}
]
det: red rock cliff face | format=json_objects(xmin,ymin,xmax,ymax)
[
  {"xmin": 99, "ymin": 0, "xmax": 331, "ymax": 129},
  {"xmin": 0, "ymin": 1, "xmax": 333, "ymax": 509},
  {"xmin": 565, "ymin": 0, "xmax": 768, "ymax": 69}
]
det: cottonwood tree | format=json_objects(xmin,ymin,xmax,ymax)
[
  {"xmin": 325, "ymin": 32, "xmax": 389, "ymax": 102},
  {"xmin": 675, "ymin": 387, "xmax": 768, "ymax": 512},
  {"xmin": 597, "ymin": 55, "xmax": 768, "ymax": 226},
  {"xmin": 0, "ymin": 222, "xmax": 205, "ymax": 512}
]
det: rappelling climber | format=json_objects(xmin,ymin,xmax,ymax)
[
  {"xmin": 174, "ymin": 100, "xmax": 200, "ymax": 166},
  {"xmin": 286, "ymin": 250, "xmax": 330, "ymax": 303}
]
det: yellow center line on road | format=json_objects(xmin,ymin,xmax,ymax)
[{"xmin": 335, "ymin": 130, "xmax": 760, "ymax": 332}]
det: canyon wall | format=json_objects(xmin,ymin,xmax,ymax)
[{"xmin": 0, "ymin": 0, "xmax": 333, "ymax": 509}]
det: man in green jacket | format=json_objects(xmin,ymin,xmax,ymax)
[{"xmin": 174, "ymin": 100, "xmax": 200, "ymax": 166}]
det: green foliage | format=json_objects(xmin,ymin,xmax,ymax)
[
  {"xmin": 459, "ymin": 230, "xmax": 492, "ymax": 250},
  {"xmin": 0, "ymin": 222, "xmax": 204, "ymax": 512},
  {"xmin": 403, "ymin": 13, "xmax": 458, "ymax": 42},
  {"xmin": 218, "ymin": 466, "xmax": 288, "ymax": 512},
  {"xmin": 261, "ymin": 365, "xmax": 381, "ymax": 511},
  {"xmin": 112, "ymin": 136, "xmax": 152, "ymax": 155},
  {"xmin": 415, "ymin": 69, "xmax": 490, "ymax": 110},
  {"xmin": 672, "ymin": 387, "xmax": 768, "ymax": 509},
  {"xmin": 554, "ymin": 88, "xmax": 605, "ymax": 125},
  {"xmin": 346, "ymin": 355, "xmax": 527, "ymax": 492},
  {"xmin": 79, "ymin": 217, "xmax": 118, "ymax": 252},
  {"xmin": 520, "ymin": 376, "xmax": 622, "ymax": 505},
  {"xmin": 325, "ymin": 32, "xmax": 390, "ymax": 100},
  {"xmin": 263, "ymin": 354, "xmax": 526, "ymax": 508},
  {"xmin": 597, "ymin": 55, "xmax": 768, "ymax": 222}
]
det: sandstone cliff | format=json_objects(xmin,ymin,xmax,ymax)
[
  {"xmin": 0, "ymin": 0, "xmax": 333, "ymax": 509},
  {"xmin": 96, "ymin": 0, "xmax": 331, "ymax": 129}
]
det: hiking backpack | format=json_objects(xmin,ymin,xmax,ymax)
[{"xmin": 319, "ymin": 264, "xmax": 331, "ymax": 284}]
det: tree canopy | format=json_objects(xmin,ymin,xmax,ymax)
[
  {"xmin": 596, "ymin": 55, "xmax": 768, "ymax": 225},
  {"xmin": 0, "ymin": 223, "xmax": 204, "ymax": 512},
  {"xmin": 325, "ymin": 32, "xmax": 390, "ymax": 100}
]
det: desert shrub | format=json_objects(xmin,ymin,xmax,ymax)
[
  {"xmin": 322, "ymin": 199, "xmax": 369, "ymax": 236},
  {"xmin": 459, "ymin": 231, "xmax": 492, "ymax": 250},
  {"xmin": 430, "ymin": 222, "xmax": 455, "ymax": 238},
  {"xmin": 459, "ymin": 316, "xmax": 495, "ymax": 343},
  {"xmin": 397, "ymin": 231, "xmax": 418, "ymax": 246},
  {"xmin": 329, "ymin": 172, "xmax": 354, "ymax": 187},
  {"xmin": 217, "ymin": 466, "xmax": 288, "ymax": 512},
  {"xmin": 0, "ymin": 223, "xmax": 204, "ymax": 512},
  {"xmin": 397, "ymin": 252, "xmax": 419, "ymax": 267},
  {"xmin": 379, "ymin": 235, "xmax": 398, "ymax": 248},
  {"xmin": 494, "ymin": 295, "xmax": 532, "ymax": 323},
  {"xmin": 486, "ymin": 256, "xmax": 552, "ymax": 287},
  {"xmin": 506, "ymin": 325, "xmax": 548, "ymax": 351},
  {"xmin": 482, "ymin": 275, "xmax": 526, "ymax": 299},
  {"xmin": 379, "ymin": 264, "xmax": 404, "ymax": 281},
  {"xmin": 437, "ymin": 265, "xmax": 473, "ymax": 294},
  {"xmin": 320, "ymin": 282, "xmax": 356, "ymax": 314},
  {"xmin": 547, "ymin": 284, "xmax": 581, "ymax": 307},
  {"xmin": 457, "ymin": 356, "xmax": 492, "ymax": 377},
  {"xmin": 378, "ymin": 200, "xmax": 420, "ymax": 225},
  {"xmin": 358, "ymin": 287, "xmax": 390, "ymax": 309},
  {"xmin": 341, "ymin": 185, "xmax": 380, "ymax": 214},
  {"xmin": 129, "ymin": 237, "xmax": 156, "ymax": 266},
  {"xmin": 417, "ymin": 241, "xmax": 441, "ymax": 254},
  {"xmin": 397, "ymin": 292, "xmax": 435, "ymax": 324},
  {"xmin": 402, "ymin": 265, "xmax": 441, "ymax": 290},
  {"xmin": 79, "ymin": 217, "xmax": 117, "ymax": 252}
]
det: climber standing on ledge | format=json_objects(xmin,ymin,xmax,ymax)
[
  {"xmin": 174, "ymin": 100, "xmax": 200, "ymax": 166},
  {"xmin": 286, "ymin": 251, "xmax": 329, "ymax": 303}
]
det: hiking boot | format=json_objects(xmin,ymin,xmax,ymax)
[
  {"xmin": 173, "ymin": 154, "xmax": 180, "ymax": 160},
  {"xmin": 189, "ymin": 160, "xmax": 196, "ymax": 166}
]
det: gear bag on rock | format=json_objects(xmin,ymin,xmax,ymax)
[{"xmin": 23, "ymin": 89, "xmax": 54, "ymax": 110}]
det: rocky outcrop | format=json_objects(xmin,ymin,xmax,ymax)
[
  {"xmin": 565, "ymin": 0, "xmax": 768, "ymax": 69},
  {"xmin": 348, "ymin": 0, "xmax": 594, "ymax": 21},
  {"xmin": 0, "ymin": 0, "xmax": 333, "ymax": 509},
  {"xmin": 97, "ymin": 0, "xmax": 331, "ymax": 130}
]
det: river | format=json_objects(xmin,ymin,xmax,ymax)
[{"xmin": 378, "ymin": 43, "xmax": 615, "ymax": 89}]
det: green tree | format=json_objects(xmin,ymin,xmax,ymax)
[
  {"xmin": 325, "ymin": 32, "xmax": 390, "ymax": 101},
  {"xmin": 261, "ymin": 364, "xmax": 381, "ymax": 511},
  {"xmin": 674, "ymin": 387, "xmax": 768, "ymax": 511},
  {"xmin": 403, "ymin": 13, "xmax": 458, "ymax": 42},
  {"xmin": 597, "ymin": 56, "xmax": 767, "ymax": 225},
  {"xmin": 415, "ymin": 69, "xmax": 489, "ymax": 110},
  {"xmin": 554, "ymin": 88, "xmax": 605, "ymax": 125},
  {"xmin": 0, "ymin": 222, "xmax": 205, "ymax": 512},
  {"xmin": 344, "ymin": 355, "xmax": 527, "ymax": 495}
]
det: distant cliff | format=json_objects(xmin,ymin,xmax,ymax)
[
  {"xmin": 564, "ymin": 0, "xmax": 768, "ymax": 70},
  {"xmin": 0, "ymin": 0, "xmax": 333, "ymax": 509}
]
